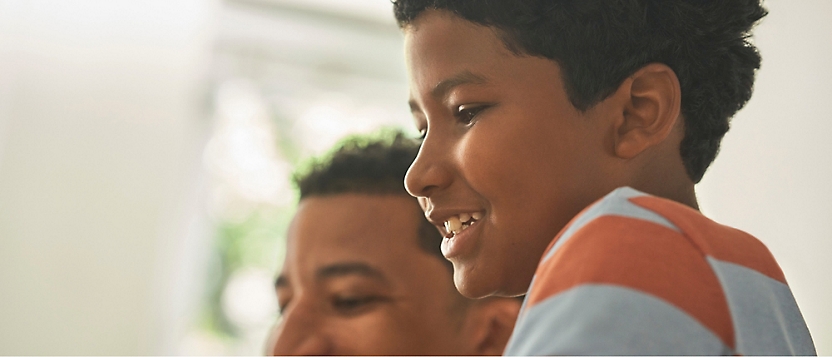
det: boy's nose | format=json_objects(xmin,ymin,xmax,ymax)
[
  {"xmin": 405, "ymin": 137, "xmax": 453, "ymax": 198},
  {"xmin": 268, "ymin": 306, "xmax": 332, "ymax": 355}
]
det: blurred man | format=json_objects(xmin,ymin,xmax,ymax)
[{"xmin": 267, "ymin": 132, "xmax": 520, "ymax": 355}]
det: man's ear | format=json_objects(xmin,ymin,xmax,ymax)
[
  {"xmin": 464, "ymin": 297, "xmax": 522, "ymax": 355},
  {"xmin": 612, "ymin": 63, "xmax": 682, "ymax": 159}
]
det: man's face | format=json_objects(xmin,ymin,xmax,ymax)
[
  {"xmin": 404, "ymin": 10, "xmax": 616, "ymax": 298},
  {"xmin": 268, "ymin": 194, "xmax": 471, "ymax": 355}
]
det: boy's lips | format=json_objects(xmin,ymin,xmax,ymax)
[
  {"xmin": 440, "ymin": 216, "xmax": 483, "ymax": 258},
  {"xmin": 425, "ymin": 207, "xmax": 484, "ymax": 234},
  {"xmin": 426, "ymin": 207, "xmax": 486, "ymax": 259}
]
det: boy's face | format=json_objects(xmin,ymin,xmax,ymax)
[
  {"xmin": 404, "ymin": 10, "xmax": 616, "ymax": 298},
  {"xmin": 268, "ymin": 194, "xmax": 472, "ymax": 355}
]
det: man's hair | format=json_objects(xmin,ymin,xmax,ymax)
[
  {"xmin": 294, "ymin": 130, "xmax": 447, "ymax": 264},
  {"xmin": 393, "ymin": 0, "xmax": 767, "ymax": 183}
]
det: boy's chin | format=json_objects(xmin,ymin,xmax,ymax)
[
  {"xmin": 452, "ymin": 260, "xmax": 532, "ymax": 298},
  {"xmin": 451, "ymin": 262, "xmax": 505, "ymax": 299}
]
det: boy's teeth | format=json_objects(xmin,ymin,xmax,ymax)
[
  {"xmin": 447, "ymin": 216, "xmax": 462, "ymax": 233},
  {"xmin": 459, "ymin": 213, "xmax": 471, "ymax": 223},
  {"xmin": 444, "ymin": 212, "xmax": 484, "ymax": 235}
]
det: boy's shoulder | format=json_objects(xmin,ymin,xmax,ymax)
[
  {"xmin": 540, "ymin": 186, "xmax": 781, "ymax": 278},
  {"xmin": 504, "ymin": 187, "xmax": 815, "ymax": 356}
]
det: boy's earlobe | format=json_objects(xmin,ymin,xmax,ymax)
[{"xmin": 613, "ymin": 63, "xmax": 682, "ymax": 159}]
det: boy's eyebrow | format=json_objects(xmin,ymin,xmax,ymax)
[
  {"xmin": 431, "ymin": 70, "xmax": 488, "ymax": 100},
  {"xmin": 408, "ymin": 71, "xmax": 489, "ymax": 113},
  {"xmin": 408, "ymin": 99, "xmax": 421, "ymax": 113},
  {"xmin": 316, "ymin": 262, "xmax": 390, "ymax": 285},
  {"xmin": 275, "ymin": 275, "xmax": 288, "ymax": 288}
]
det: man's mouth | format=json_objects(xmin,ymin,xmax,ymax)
[{"xmin": 443, "ymin": 212, "xmax": 483, "ymax": 238}]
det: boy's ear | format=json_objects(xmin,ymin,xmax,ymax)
[
  {"xmin": 612, "ymin": 63, "xmax": 682, "ymax": 159},
  {"xmin": 463, "ymin": 297, "xmax": 522, "ymax": 355}
]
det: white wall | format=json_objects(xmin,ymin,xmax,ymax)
[
  {"xmin": 697, "ymin": 0, "xmax": 832, "ymax": 353},
  {"xmin": 0, "ymin": 0, "xmax": 216, "ymax": 354}
]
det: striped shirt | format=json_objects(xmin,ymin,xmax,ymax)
[{"xmin": 504, "ymin": 187, "xmax": 815, "ymax": 355}]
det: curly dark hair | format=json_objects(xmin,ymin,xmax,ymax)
[
  {"xmin": 393, "ymin": 0, "xmax": 767, "ymax": 183},
  {"xmin": 294, "ymin": 130, "xmax": 447, "ymax": 264}
]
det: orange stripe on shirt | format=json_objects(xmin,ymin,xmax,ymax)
[
  {"xmin": 630, "ymin": 196, "xmax": 786, "ymax": 284},
  {"xmin": 526, "ymin": 215, "xmax": 735, "ymax": 349}
]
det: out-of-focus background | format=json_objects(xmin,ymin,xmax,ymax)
[{"xmin": 0, "ymin": 0, "xmax": 829, "ymax": 354}]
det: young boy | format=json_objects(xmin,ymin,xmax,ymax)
[{"xmin": 393, "ymin": 0, "xmax": 816, "ymax": 355}]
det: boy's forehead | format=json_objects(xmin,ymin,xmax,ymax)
[
  {"xmin": 405, "ymin": 9, "xmax": 467, "ymax": 32},
  {"xmin": 404, "ymin": 10, "xmax": 525, "ymax": 96},
  {"xmin": 404, "ymin": 10, "xmax": 519, "ymax": 53}
]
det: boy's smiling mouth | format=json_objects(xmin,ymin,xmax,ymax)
[
  {"xmin": 443, "ymin": 212, "xmax": 483, "ymax": 237},
  {"xmin": 439, "ymin": 211, "xmax": 485, "ymax": 259}
]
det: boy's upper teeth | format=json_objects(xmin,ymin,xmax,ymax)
[
  {"xmin": 445, "ymin": 216, "xmax": 461, "ymax": 233},
  {"xmin": 443, "ymin": 212, "xmax": 482, "ymax": 234}
]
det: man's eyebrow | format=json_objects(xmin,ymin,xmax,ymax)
[
  {"xmin": 316, "ymin": 262, "xmax": 390, "ymax": 285},
  {"xmin": 431, "ymin": 71, "xmax": 488, "ymax": 100}
]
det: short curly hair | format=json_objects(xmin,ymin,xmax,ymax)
[
  {"xmin": 294, "ymin": 130, "xmax": 447, "ymax": 264},
  {"xmin": 393, "ymin": 0, "xmax": 767, "ymax": 183}
]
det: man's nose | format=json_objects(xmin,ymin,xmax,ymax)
[
  {"xmin": 268, "ymin": 304, "xmax": 332, "ymax": 355},
  {"xmin": 404, "ymin": 133, "xmax": 453, "ymax": 199}
]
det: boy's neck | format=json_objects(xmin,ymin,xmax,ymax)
[
  {"xmin": 664, "ymin": 182, "xmax": 699, "ymax": 210},
  {"xmin": 625, "ymin": 137, "xmax": 700, "ymax": 211},
  {"xmin": 631, "ymin": 178, "xmax": 699, "ymax": 211}
]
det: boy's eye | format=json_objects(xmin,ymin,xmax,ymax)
[
  {"xmin": 455, "ymin": 104, "xmax": 488, "ymax": 125},
  {"xmin": 417, "ymin": 128, "xmax": 427, "ymax": 140},
  {"xmin": 278, "ymin": 298, "xmax": 291, "ymax": 314}
]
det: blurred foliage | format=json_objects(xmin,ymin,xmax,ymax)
[
  {"xmin": 199, "ymin": 204, "xmax": 295, "ymax": 339},
  {"xmin": 196, "ymin": 106, "xmax": 303, "ymax": 341}
]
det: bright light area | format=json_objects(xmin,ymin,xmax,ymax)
[
  {"xmin": 259, "ymin": 0, "xmax": 396, "ymax": 24},
  {"xmin": 205, "ymin": 79, "xmax": 294, "ymax": 218}
]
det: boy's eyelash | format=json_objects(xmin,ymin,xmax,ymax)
[
  {"xmin": 455, "ymin": 104, "xmax": 488, "ymax": 124},
  {"xmin": 413, "ymin": 104, "xmax": 489, "ymax": 140},
  {"xmin": 278, "ymin": 298, "xmax": 291, "ymax": 314}
]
